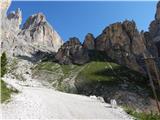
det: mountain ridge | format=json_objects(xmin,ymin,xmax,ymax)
[{"xmin": 1, "ymin": 0, "xmax": 160, "ymax": 116}]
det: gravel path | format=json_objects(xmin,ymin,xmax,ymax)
[
  {"xmin": 1, "ymin": 59, "xmax": 133, "ymax": 119},
  {"xmin": 1, "ymin": 79, "xmax": 133, "ymax": 120}
]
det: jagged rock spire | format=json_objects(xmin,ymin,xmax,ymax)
[
  {"xmin": 22, "ymin": 13, "xmax": 46, "ymax": 30},
  {"xmin": 1, "ymin": 0, "xmax": 63, "ymax": 56},
  {"xmin": 155, "ymin": 1, "xmax": 160, "ymax": 20},
  {"xmin": 83, "ymin": 33, "xmax": 95, "ymax": 50},
  {"xmin": 0, "ymin": 0, "xmax": 11, "ymax": 19},
  {"xmin": 7, "ymin": 8, "xmax": 22, "ymax": 26},
  {"xmin": 148, "ymin": 1, "xmax": 160, "ymax": 57},
  {"xmin": 5, "ymin": 8, "xmax": 22, "ymax": 32}
]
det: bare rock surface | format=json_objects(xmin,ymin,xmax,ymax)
[
  {"xmin": 149, "ymin": 1, "xmax": 160, "ymax": 57},
  {"xmin": 1, "ymin": 3, "xmax": 63, "ymax": 58},
  {"xmin": 95, "ymin": 20, "xmax": 150, "ymax": 73},
  {"xmin": 19, "ymin": 13, "xmax": 63, "ymax": 52},
  {"xmin": 83, "ymin": 33, "xmax": 95, "ymax": 50},
  {"xmin": 55, "ymin": 37, "xmax": 89, "ymax": 65}
]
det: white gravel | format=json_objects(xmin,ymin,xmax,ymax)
[{"xmin": 1, "ymin": 79, "xmax": 133, "ymax": 120}]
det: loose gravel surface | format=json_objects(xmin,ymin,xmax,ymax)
[{"xmin": 1, "ymin": 78, "xmax": 133, "ymax": 120}]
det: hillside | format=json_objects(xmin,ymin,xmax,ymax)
[
  {"xmin": 32, "ymin": 59, "xmax": 159, "ymax": 113},
  {"xmin": 1, "ymin": 0, "xmax": 160, "ymax": 119}
]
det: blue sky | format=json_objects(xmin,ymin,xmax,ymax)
[{"xmin": 8, "ymin": 1, "xmax": 157, "ymax": 42}]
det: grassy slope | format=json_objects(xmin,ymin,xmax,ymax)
[
  {"xmin": 76, "ymin": 61, "xmax": 147, "ymax": 87},
  {"xmin": 33, "ymin": 61, "xmax": 149, "ymax": 93},
  {"xmin": 1, "ymin": 80, "xmax": 17, "ymax": 103},
  {"xmin": 33, "ymin": 61, "xmax": 160, "ymax": 118},
  {"xmin": 33, "ymin": 61, "xmax": 82, "ymax": 80},
  {"xmin": 124, "ymin": 106, "xmax": 160, "ymax": 120},
  {"xmin": 32, "ymin": 61, "xmax": 82, "ymax": 92}
]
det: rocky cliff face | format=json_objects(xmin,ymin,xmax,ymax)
[
  {"xmin": 95, "ymin": 20, "xmax": 150, "ymax": 73},
  {"xmin": 148, "ymin": 1, "xmax": 160, "ymax": 57},
  {"xmin": 83, "ymin": 33, "xmax": 95, "ymax": 50},
  {"xmin": 19, "ymin": 13, "xmax": 63, "ymax": 52},
  {"xmin": 56, "ymin": 19, "xmax": 158, "ymax": 73},
  {"xmin": 1, "ymin": 6, "xmax": 23, "ymax": 56},
  {"xmin": 0, "ymin": 0, "xmax": 11, "ymax": 19},
  {"xmin": 1, "ymin": 1, "xmax": 63, "ymax": 58},
  {"xmin": 55, "ymin": 37, "xmax": 89, "ymax": 65}
]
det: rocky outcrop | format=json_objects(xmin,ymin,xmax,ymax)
[
  {"xmin": 148, "ymin": 1, "xmax": 160, "ymax": 57},
  {"xmin": 143, "ymin": 32, "xmax": 158, "ymax": 58},
  {"xmin": 1, "ymin": 1, "xmax": 63, "ymax": 58},
  {"xmin": 1, "ymin": 6, "xmax": 23, "ymax": 56},
  {"xmin": 83, "ymin": 33, "xmax": 95, "ymax": 50},
  {"xmin": 7, "ymin": 8, "xmax": 22, "ymax": 28},
  {"xmin": 19, "ymin": 13, "xmax": 63, "ymax": 52},
  {"xmin": 55, "ymin": 37, "xmax": 89, "ymax": 65},
  {"xmin": 0, "ymin": 0, "xmax": 11, "ymax": 19},
  {"xmin": 155, "ymin": 1, "xmax": 160, "ymax": 21},
  {"xmin": 95, "ymin": 20, "xmax": 150, "ymax": 73}
]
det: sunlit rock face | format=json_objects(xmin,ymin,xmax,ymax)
[
  {"xmin": 95, "ymin": 20, "xmax": 150, "ymax": 73},
  {"xmin": 1, "ymin": 0, "xmax": 23, "ymax": 56},
  {"xmin": 1, "ymin": 0, "xmax": 63, "ymax": 58},
  {"xmin": 55, "ymin": 37, "xmax": 89, "ymax": 65},
  {"xmin": 19, "ymin": 13, "xmax": 63, "ymax": 52},
  {"xmin": 83, "ymin": 33, "xmax": 95, "ymax": 50},
  {"xmin": 0, "ymin": 0, "xmax": 11, "ymax": 19},
  {"xmin": 7, "ymin": 8, "xmax": 22, "ymax": 27}
]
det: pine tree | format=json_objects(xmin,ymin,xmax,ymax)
[{"xmin": 1, "ymin": 52, "xmax": 7, "ymax": 77}]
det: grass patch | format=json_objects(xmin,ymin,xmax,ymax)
[
  {"xmin": 124, "ymin": 106, "xmax": 160, "ymax": 120},
  {"xmin": 1, "ymin": 80, "xmax": 18, "ymax": 103},
  {"xmin": 75, "ymin": 61, "xmax": 153, "ymax": 98},
  {"xmin": 77, "ymin": 61, "xmax": 146, "ymax": 85},
  {"xmin": 34, "ymin": 62, "xmax": 58, "ymax": 71},
  {"xmin": 33, "ymin": 61, "xmax": 83, "ymax": 92}
]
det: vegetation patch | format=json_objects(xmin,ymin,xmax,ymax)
[
  {"xmin": 32, "ymin": 61, "xmax": 83, "ymax": 92},
  {"xmin": 76, "ymin": 61, "xmax": 147, "ymax": 85},
  {"xmin": 1, "ymin": 80, "xmax": 18, "ymax": 103},
  {"xmin": 124, "ymin": 106, "xmax": 160, "ymax": 120}
]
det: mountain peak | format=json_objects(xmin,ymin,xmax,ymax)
[
  {"xmin": 155, "ymin": 1, "xmax": 160, "ymax": 20},
  {"xmin": 1, "ymin": 1, "xmax": 63, "ymax": 57},
  {"xmin": 22, "ymin": 13, "xmax": 46, "ymax": 30},
  {"xmin": 83, "ymin": 33, "xmax": 95, "ymax": 50},
  {"xmin": 19, "ymin": 12, "xmax": 63, "ymax": 53},
  {"xmin": 7, "ymin": 8, "xmax": 22, "ymax": 26},
  {"xmin": 0, "ymin": 0, "xmax": 11, "ymax": 18}
]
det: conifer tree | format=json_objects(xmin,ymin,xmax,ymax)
[{"xmin": 1, "ymin": 52, "xmax": 7, "ymax": 77}]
